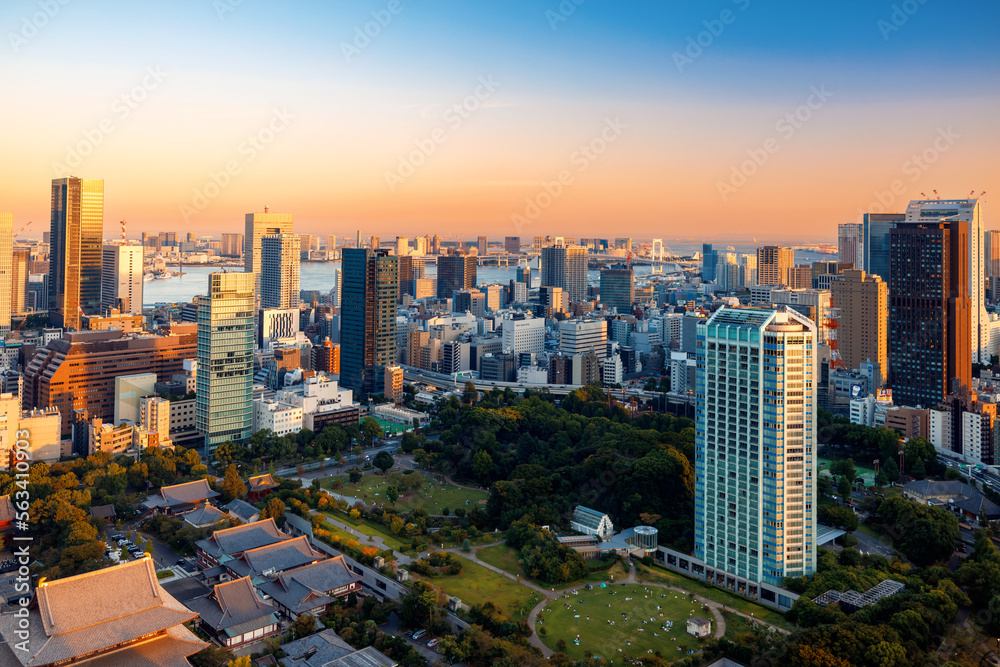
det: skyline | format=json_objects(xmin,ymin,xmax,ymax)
[{"xmin": 3, "ymin": 1, "xmax": 998, "ymax": 239}]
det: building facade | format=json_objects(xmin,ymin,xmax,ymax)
[
  {"xmin": 341, "ymin": 248, "xmax": 398, "ymax": 395},
  {"xmin": 837, "ymin": 223, "xmax": 864, "ymax": 267},
  {"xmin": 830, "ymin": 270, "xmax": 887, "ymax": 385},
  {"xmin": 244, "ymin": 209, "xmax": 293, "ymax": 299},
  {"xmin": 101, "ymin": 243, "xmax": 143, "ymax": 315},
  {"xmin": 260, "ymin": 233, "xmax": 300, "ymax": 309},
  {"xmin": 756, "ymin": 246, "xmax": 794, "ymax": 286},
  {"xmin": 49, "ymin": 177, "xmax": 104, "ymax": 330}
]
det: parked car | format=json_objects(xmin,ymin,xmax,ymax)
[
  {"xmin": 426, "ymin": 639, "xmax": 438, "ymax": 648},
  {"xmin": 176, "ymin": 559, "xmax": 187, "ymax": 566},
  {"xmin": 411, "ymin": 629, "xmax": 426, "ymax": 640}
]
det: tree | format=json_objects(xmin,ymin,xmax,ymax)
[
  {"xmin": 291, "ymin": 613, "xmax": 317, "ymax": 639},
  {"xmin": 837, "ymin": 475, "xmax": 852, "ymax": 500},
  {"xmin": 463, "ymin": 380, "xmax": 479, "ymax": 405},
  {"xmin": 143, "ymin": 538, "xmax": 154, "ymax": 554},
  {"xmin": 386, "ymin": 486, "xmax": 399, "ymax": 506},
  {"xmin": 349, "ymin": 471, "xmax": 363, "ymax": 484},
  {"xmin": 874, "ymin": 469, "xmax": 889, "ymax": 488},
  {"xmin": 226, "ymin": 658, "xmax": 252, "ymax": 667},
  {"xmin": 220, "ymin": 465, "xmax": 247, "ymax": 503},
  {"xmin": 361, "ymin": 418, "xmax": 384, "ymax": 447},
  {"xmin": 373, "ymin": 451, "xmax": 395, "ymax": 474},
  {"xmin": 260, "ymin": 496, "xmax": 286, "ymax": 524}
]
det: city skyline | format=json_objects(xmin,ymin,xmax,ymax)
[{"xmin": 2, "ymin": 1, "xmax": 997, "ymax": 238}]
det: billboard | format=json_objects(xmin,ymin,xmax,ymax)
[
  {"xmin": 876, "ymin": 388, "xmax": 893, "ymax": 404},
  {"xmin": 850, "ymin": 383, "xmax": 863, "ymax": 399}
]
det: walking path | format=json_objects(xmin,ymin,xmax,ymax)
[{"xmin": 311, "ymin": 510, "xmax": 414, "ymax": 565}]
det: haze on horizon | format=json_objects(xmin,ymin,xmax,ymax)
[{"xmin": 2, "ymin": 0, "xmax": 998, "ymax": 240}]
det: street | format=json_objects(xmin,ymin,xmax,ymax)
[{"xmin": 103, "ymin": 524, "xmax": 192, "ymax": 575}]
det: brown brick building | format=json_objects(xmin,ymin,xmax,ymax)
[{"xmin": 23, "ymin": 323, "xmax": 197, "ymax": 434}]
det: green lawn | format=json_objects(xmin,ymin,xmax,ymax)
[
  {"xmin": 476, "ymin": 543, "xmax": 523, "ymax": 577},
  {"xmin": 411, "ymin": 555, "xmax": 541, "ymax": 620},
  {"xmin": 321, "ymin": 472, "xmax": 488, "ymax": 515},
  {"xmin": 323, "ymin": 510, "xmax": 410, "ymax": 551},
  {"xmin": 722, "ymin": 610, "xmax": 760, "ymax": 639},
  {"xmin": 537, "ymin": 583, "xmax": 709, "ymax": 662},
  {"xmin": 476, "ymin": 543, "xmax": 629, "ymax": 589},
  {"xmin": 634, "ymin": 563, "xmax": 795, "ymax": 632}
]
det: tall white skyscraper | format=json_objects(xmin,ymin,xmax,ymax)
[
  {"xmin": 101, "ymin": 244, "xmax": 144, "ymax": 314},
  {"xmin": 0, "ymin": 213, "xmax": 12, "ymax": 333},
  {"xmin": 244, "ymin": 208, "xmax": 293, "ymax": 299},
  {"xmin": 260, "ymin": 234, "xmax": 301, "ymax": 310},
  {"xmin": 395, "ymin": 236, "xmax": 409, "ymax": 256},
  {"xmin": 196, "ymin": 272, "xmax": 255, "ymax": 453},
  {"xmin": 837, "ymin": 222, "xmax": 864, "ymax": 267},
  {"xmin": 904, "ymin": 199, "xmax": 986, "ymax": 362},
  {"xmin": 695, "ymin": 307, "xmax": 817, "ymax": 593}
]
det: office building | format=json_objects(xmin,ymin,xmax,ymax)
[
  {"xmin": 196, "ymin": 272, "xmax": 255, "ymax": 452},
  {"xmin": 889, "ymin": 220, "xmax": 970, "ymax": 408},
  {"xmin": 986, "ymin": 230, "xmax": 1000, "ymax": 278},
  {"xmin": 221, "ymin": 232, "xmax": 243, "ymax": 257},
  {"xmin": 560, "ymin": 319, "xmax": 607, "ymax": 359},
  {"xmin": 260, "ymin": 234, "xmax": 301, "ymax": 309},
  {"xmin": 453, "ymin": 289, "xmax": 485, "ymax": 318},
  {"xmin": 830, "ymin": 270, "xmax": 887, "ymax": 386},
  {"xmin": 501, "ymin": 316, "xmax": 545, "ymax": 356},
  {"xmin": 861, "ymin": 212, "xmax": 907, "ymax": 281},
  {"xmin": 341, "ymin": 248, "xmax": 398, "ymax": 395},
  {"xmin": 244, "ymin": 208, "xmax": 293, "ymax": 299},
  {"xmin": 11, "ymin": 248, "xmax": 29, "ymax": 316},
  {"xmin": 257, "ymin": 308, "xmax": 299, "ymax": 349},
  {"xmin": 837, "ymin": 223, "xmax": 864, "ymax": 267},
  {"xmin": 702, "ymin": 243, "xmax": 718, "ymax": 282},
  {"xmin": 326, "ymin": 235, "xmax": 337, "ymax": 252},
  {"xmin": 516, "ymin": 265, "xmax": 532, "ymax": 287},
  {"xmin": 101, "ymin": 243, "xmax": 143, "ymax": 315},
  {"xmin": 786, "ymin": 265, "xmax": 813, "ymax": 290},
  {"xmin": 437, "ymin": 255, "xmax": 477, "ymax": 299},
  {"xmin": 477, "ymin": 236, "xmax": 488, "ymax": 256},
  {"xmin": 756, "ymin": 246, "xmax": 794, "ymax": 286},
  {"xmin": 0, "ymin": 214, "xmax": 11, "ymax": 333},
  {"xmin": 23, "ymin": 323, "xmax": 197, "ymax": 434},
  {"xmin": 396, "ymin": 236, "xmax": 409, "ymax": 256},
  {"xmin": 505, "ymin": 236, "xmax": 520, "ymax": 254},
  {"xmin": 600, "ymin": 267, "xmax": 634, "ymax": 312},
  {"xmin": 313, "ymin": 338, "xmax": 340, "ymax": 374},
  {"xmin": 49, "ymin": 178, "xmax": 104, "ymax": 330},
  {"xmin": 114, "ymin": 372, "xmax": 157, "ymax": 425},
  {"xmin": 541, "ymin": 243, "xmax": 587, "ymax": 302},
  {"xmin": 695, "ymin": 307, "xmax": 818, "ymax": 589}
]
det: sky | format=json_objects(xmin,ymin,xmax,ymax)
[{"xmin": 2, "ymin": 0, "xmax": 999, "ymax": 242}]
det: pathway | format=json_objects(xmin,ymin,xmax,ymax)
[{"xmin": 310, "ymin": 510, "xmax": 414, "ymax": 565}]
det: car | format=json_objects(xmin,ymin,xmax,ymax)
[
  {"xmin": 111, "ymin": 534, "xmax": 124, "ymax": 541},
  {"xmin": 411, "ymin": 629, "xmax": 426, "ymax": 640},
  {"xmin": 176, "ymin": 559, "xmax": 187, "ymax": 566},
  {"xmin": 426, "ymin": 639, "xmax": 438, "ymax": 648}
]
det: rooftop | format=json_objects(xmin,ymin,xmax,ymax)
[
  {"xmin": 572, "ymin": 506, "xmax": 610, "ymax": 531},
  {"xmin": 226, "ymin": 535, "xmax": 324, "ymax": 580},
  {"xmin": 185, "ymin": 577, "xmax": 277, "ymax": 633},
  {"xmin": 144, "ymin": 478, "xmax": 220, "ymax": 510},
  {"xmin": 196, "ymin": 518, "xmax": 289, "ymax": 559}
]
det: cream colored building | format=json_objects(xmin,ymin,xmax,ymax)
[{"xmin": 831, "ymin": 270, "xmax": 887, "ymax": 385}]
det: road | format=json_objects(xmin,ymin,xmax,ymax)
[
  {"xmin": 103, "ymin": 524, "xmax": 193, "ymax": 575},
  {"xmin": 850, "ymin": 529, "xmax": 894, "ymax": 558}
]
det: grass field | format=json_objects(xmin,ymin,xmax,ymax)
[
  {"xmin": 321, "ymin": 472, "xmax": 488, "ymax": 515},
  {"xmin": 476, "ymin": 543, "xmax": 630, "ymax": 589},
  {"xmin": 634, "ymin": 563, "xmax": 795, "ymax": 632},
  {"xmin": 411, "ymin": 555, "xmax": 542, "ymax": 620},
  {"xmin": 537, "ymin": 583, "xmax": 710, "ymax": 662},
  {"xmin": 323, "ymin": 510, "xmax": 410, "ymax": 551},
  {"xmin": 476, "ymin": 543, "xmax": 522, "ymax": 577}
]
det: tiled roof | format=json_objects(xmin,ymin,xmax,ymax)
[
  {"xmin": 225, "ymin": 499, "xmax": 261, "ymax": 523},
  {"xmin": 281, "ymin": 629, "xmax": 355, "ymax": 665},
  {"xmin": 258, "ymin": 556, "xmax": 359, "ymax": 613},
  {"xmin": 248, "ymin": 474, "xmax": 279, "ymax": 492},
  {"xmin": 323, "ymin": 646, "xmax": 397, "ymax": 667},
  {"xmin": 904, "ymin": 479, "xmax": 976, "ymax": 498},
  {"xmin": 227, "ymin": 535, "xmax": 323, "ymax": 579},
  {"xmin": 0, "ymin": 559, "xmax": 200, "ymax": 667},
  {"xmin": 186, "ymin": 577, "xmax": 277, "ymax": 633},
  {"xmin": 65, "ymin": 625, "xmax": 206, "ymax": 667},
  {"xmin": 145, "ymin": 479, "xmax": 220, "ymax": 509},
  {"xmin": 687, "ymin": 616, "xmax": 711, "ymax": 627},
  {"xmin": 0, "ymin": 495, "xmax": 15, "ymax": 523},
  {"xmin": 89, "ymin": 504, "xmax": 117, "ymax": 519},
  {"xmin": 953, "ymin": 494, "xmax": 1000, "ymax": 518},
  {"xmin": 196, "ymin": 518, "xmax": 289, "ymax": 559},
  {"xmin": 181, "ymin": 502, "xmax": 227, "ymax": 528}
]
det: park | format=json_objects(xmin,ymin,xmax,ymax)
[{"xmin": 320, "ymin": 469, "xmax": 488, "ymax": 516}]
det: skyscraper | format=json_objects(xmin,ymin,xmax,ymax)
[
  {"xmin": 600, "ymin": 267, "xmax": 634, "ymax": 312},
  {"xmin": 437, "ymin": 255, "xmax": 477, "ymax": 299},
  {"xmin": 260, "ymin": 234, "xmax": 301, "ymax": 309},
  {"xmin": 396, "ymin": 236, "xmax": 409, "ymax": 256},
  {"xmin": 702, "ymin": 243, "xmax": 718, "ymax": 282},
  {"xmin": 830, "ymin": 270, "xmax": 887, "ymax": 385},
  {"xmin": 889, "ymin": 220, "xmax": 970, "ymax": 408},
  {"xmin": 11, "ymin": 248, "xmax": 29, "ymax": 317},
  {"xmin": 101, "ymin": 244, "xmax": 143, "ymax": 315},
  {"xmin": 695, "ymin": 307, "xmax": 817, "ymax": 590},
  {"xmin": 341, "ymin": 248, "xmax": 398, "ymax": 395},
  {"xmin": 861, "ymin": 212, "xmax": 906, "ymax": 281},
  {"xmin": 837, "ymin": 223, "xmax": 864, "ymax": 268},
  {"xmin": 505, "ymin": 236, "xmax": 520, "ymax": 254},
  {"xmin": 49, "ymin": 178, "xmax": 104, "ymax": 330},
  {"xmin": 541, "ymin": 243, "xmax": 587, "ymax": 302},
  {"xmin": 244, "ymin": 209, "xmax": 293, "ymax": 299},
  {"xmin": 326, "ymin": 235, "xmax": 337, "ymax": 252},
  {"xmin": 985, "ymin": 230, "xmax": 1000, "ymax": 278},
  {"xmin": 756, "ymin": 246, "xmax": 794, "ymax": 286},
  {"xmin": 0, "ymin": 213, "xmax": 11, "ymax": 333},
  {"xmin": 477, "ymin": 236, "xmax": 488, "ymax": 256},
  {"xmin": 196, "ymin": 272, "xmax": 255, "ymax": 452}
]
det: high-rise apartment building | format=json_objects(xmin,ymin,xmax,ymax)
[
  {"xmin": 0, "ymin": 213, "xmax": 12, "ymax": 333},
  {"xmin": 221, "ymin": 233, "xmax": 244, "ymax": 257},
  {"xmin": 244, "ymin": 209, "xmax": 293, "ymax": 299},
  {"xmin": 837, "ymin": 223, "xmax": 864, "ymax": 268},
  {"xmin": 49, "ymin": 178, "xmax": 104, "ymax": 330},
  {"xmin": 437, "ymin": 255, "xmax": 477, "ymax": 299},
  {"xmin": 756, "ymin": 246, "xmax": 794, "ymax": 286},
  {"xmin": 541, "ymin": 243, "xmax": 587, "ymax": 302},
  {"xmin": 196, "ymin": 272, "xmax": 255, "ymax": 452},
  {"xmin": 341, "ymin": 248, "xmax": 398, "ymax": 395},
  {"xmin": 505, "ymin": 236, "xmax": 520, "ymax": 254},
  {"xmin": 101, "ymin": 244, "xmax": 143, "ymax": 315},
  {"xmin": 11, "ymin": 248, "xmax": 29, "ymax": 316},
  {"xmin": 786, "ymin": 265, "xmax": 813, "ymax": 290},
  {"xmin": 695, "ymin": 308, "xmax": 817, "ymax": 590},
  {"xmin": 260, "ymin": 234, "xmax": 300, "ymax": 309},
  {"xmin": 600, "ymin": 267, "xmax": 634, "ymax": 312},
  {"xmin": 326, "ymin": 235, "xmax": 337, "ymax": 252},
  {"xmin": 889, "ymin": 221, "xmax": 970, "ymax": 408},
  {"xmin": 395, "ymin": 236, "xmax": 409, "ymax": 256},
  {"xmin": 477, "ymin": 236, "xmax": 488, "ymax": 256},
  {"xmin": 986, "ymin": 230, "xmax": 1000, "ymax": 278},
  {"xmin": 830, "ymin": 270, "xmax": 887, "ymax": 385}
]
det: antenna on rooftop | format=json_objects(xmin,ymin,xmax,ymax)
[{"xmin": 933, "ymin": 189, "xmax": 940, "ymax": 200}]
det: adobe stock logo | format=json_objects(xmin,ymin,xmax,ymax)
[
  {"xmin": 8, "ymin": 0, "xmax": 72, "ymax": 53},
  {"xmin": 341, "ymin": 0, "xmax": 406, "ymax": 62}
]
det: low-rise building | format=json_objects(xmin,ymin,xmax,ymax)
[
  {"xmin": 196, "ymin": 518, "xmax": 291, "ymax": 570},
  {"xmin": 144, "ymin": 479, "xmax": 220, "ymax": 515},
  {"xmin": 256, "ymin": 556, "xmax": 362, "ymax": 618},
  {"xmin": 570, "ymin": 506, "xmax": 614, "ymax": 540},
  {"xmin": 187, "ymin": 577, "xmax": 280, "ymax": 649},
  {"xmin": 247, "ymin": 474, "xmax": 280, "ymax": 502},
  {"xmin": 253, "ymin": 399, "xmax": 303, "ymax": 437}
]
